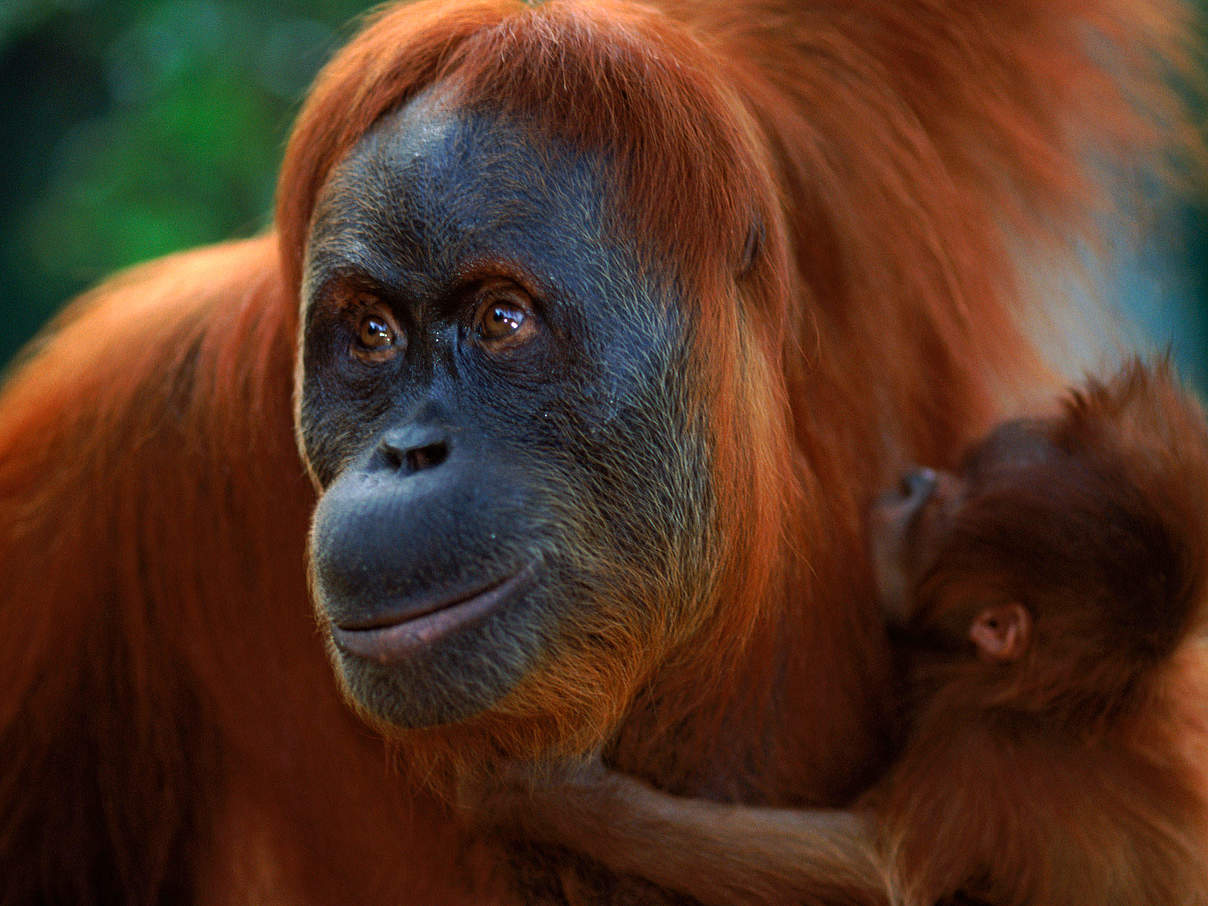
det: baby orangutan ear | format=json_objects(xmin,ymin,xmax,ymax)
[{"xmin": 969, "ymin": 602, "xmax": 1031, "ymax": 663}]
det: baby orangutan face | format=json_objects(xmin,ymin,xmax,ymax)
[{"xmin": 869, "ymin": 460, "xmax": 1031, "ymax": 664}]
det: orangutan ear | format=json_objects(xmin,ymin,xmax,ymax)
[{"xmin": 969, "ymin": 602, "xmax": 1031, "ymax": 662}]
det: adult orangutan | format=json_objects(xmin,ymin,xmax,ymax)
[{"xmin": 0, "ymin": 0, "xmax": 1195, "ymax": 902}]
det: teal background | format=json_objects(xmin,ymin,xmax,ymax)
[{"xmin": 1, "ymin": 0, "xmax": 1206, "ymax": 386}]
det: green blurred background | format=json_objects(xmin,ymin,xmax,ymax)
[
  {"xmin": 0, "ymin": 0, "xmax": 366, "ymax": 365},
  {"xmin": 2, "ymin": 0, "xmax": 1208, "ymax": 387}
]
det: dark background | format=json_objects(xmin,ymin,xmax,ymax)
[{"xmin": 2, "ymin": 0, "xmax": 1207, "ymax": 387}]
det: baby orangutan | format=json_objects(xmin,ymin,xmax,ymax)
[{"xmin": 474, "ymin": 361, "xmax": 1208, "ymax": 906}]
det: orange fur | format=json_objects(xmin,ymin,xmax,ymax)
[
  {"xmin": 468, "ymin": 364, "xmax": 1208, "ymax": 906},
  {"xmin": 880, "ymin": 363, "xmax": 1208, "ymax": 905},
  {"xmin": 0, "ymin": 0, "xmax": 1197, "ymax": 901}
]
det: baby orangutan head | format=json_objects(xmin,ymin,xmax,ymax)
[{"xmin": 869, "ymin": 362, "xmax": 1208, "ymax": 711}]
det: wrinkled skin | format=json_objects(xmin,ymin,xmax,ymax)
[{"xmin": 299, "ymin": 95, "xmax": 712, "ymax": 729}]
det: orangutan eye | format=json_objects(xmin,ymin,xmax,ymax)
[
  {"xmin": 472, "ymin": 284, "xmax": 538, "ymax": 349},
  {"xmin": 481, "ymin": 304, "xmax": 525, "ymax": 339},
  {"xmin": 351, "ymin": 303, "xmax": 403, "ymax": 363}
]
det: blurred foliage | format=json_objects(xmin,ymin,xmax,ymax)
[
  {"xmin": 1, "ymin": 0, "xmax": 1207, "ymax": 387},
  {"xmin": 0, "ymin": 0, "xmax": 367, "ymax": 365}
]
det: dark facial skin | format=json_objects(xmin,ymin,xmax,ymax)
[
  {"xmin": 868, "ymin": 467, "xmax": 949, "ymax": 627},
  {"xmin": 297, "ymin": 92, "xmax": 712, "ymax": 728}
]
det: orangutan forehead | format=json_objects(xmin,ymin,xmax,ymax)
[
  {"xmin": 303, "ymin": 94, "xmax": 661, "ymax": 318},
  {"xmin": 324, "ymin": 91, "xmax": 611, "ymax": 228},
  {"xmin": 277, "ymin": 3, "xmax": 764, "ymax": 295}
]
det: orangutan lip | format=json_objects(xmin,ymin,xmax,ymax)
[{"xmin": 331, "ymin": 566, "xmax": 533, "ymax": 663}]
